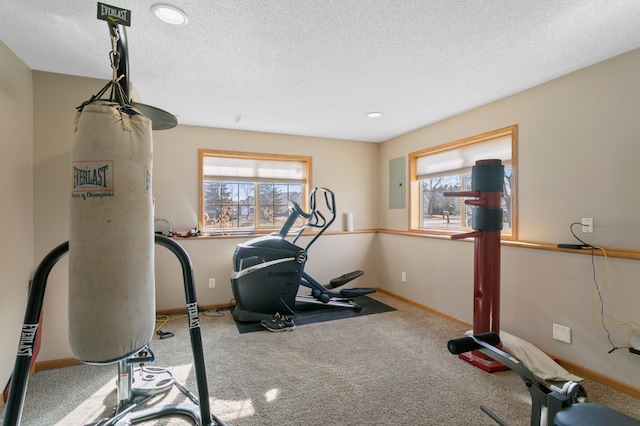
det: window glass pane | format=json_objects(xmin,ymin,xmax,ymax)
[
  {"xmin": 203, "ymin": 181, "xmax": 233, "ymax": 229},
  {"xmin": 259, "ymin": 183, "xmax": 275, "ymax": 226},
  {"xmin": 238, "ymin": 183, "xmax": 254, "ymax": 206},
  {"xmin": 228, "ymin": 183, "xmax": 239, "ymax": 204},
  {"xmin": 503, "ymin": 167, "xmax": 513, "ymax": 230},
  {"xmin": 420, "ymin": 174, "xmax": 463, "ymax": 229},
  {"xmin": 273, "ymin": 184, "xmax": 288, "ymax": 227},
  {"xmin": 463, "ymin": 173, "xmax": 473, "ymax": 228},
  {"xmin": 289, "ymin": 187, "xmax": 302, "ymax": 206},
  {"xmin": 223, "ymin": 183, "xmax": 238, "ymax": 229},
  {"xmin": 281, "ymin": 184, "xmax": 303, "ymax": 228},
  {"xmin": 203, "ymin": 181, "xmax": 220, "ymax": 205}
]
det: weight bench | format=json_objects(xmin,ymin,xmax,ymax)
[{"xmin": 447, "ymin": 332, "xmax": 640, "ymax": 426}]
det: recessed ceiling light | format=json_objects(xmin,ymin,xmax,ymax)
[
  {"xmin": 367, "ymin": 112, "xmax": 383, "ymax": 118},
  {"xmin": 151, "ymin": 4, "xmax": 188, "ymax": 25}
]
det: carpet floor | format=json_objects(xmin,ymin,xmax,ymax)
[{"xmin": 2, "ymin": 292, "xmax": 639, "ymax": 425}]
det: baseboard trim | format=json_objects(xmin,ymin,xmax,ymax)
[
  {"xmin": 156, "ymin": 303, "xmax": 232, "ymax": 316},
  {"xmin": 555, "ymin": 358, "xmax": 640, "ymax": 399},
  {"xmin": 376, "ymin": 287, "xmax": 472, "ymax": 329},
  {"xmin": 378, "ymin": 287, "xmax": 640, "ymax": 400},
  {"xmin": 35, "ymin": 357, "xmax": 83, "ymax": 372}
]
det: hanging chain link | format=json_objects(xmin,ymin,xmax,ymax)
[
  {"xmin": 76, "ymin": 25, "xmax": 131, "ymax": 111},
  {"xmin": 109, "ymin": 25, "xmax": 121, "ymax": 83},
  {"xmin": 106, "ymin": 25, "xmax": 130, "ymax": 107}
]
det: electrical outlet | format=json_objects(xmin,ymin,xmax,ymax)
[
  {"xmin": 401, "ymin": 272, "xmax": 407, "ymax": 282},
  {"xmin": 208, "ymin": 278, "xmax": 215, "ymax": 289},
  {"xmin": 582, "ymin": 217, "xmax": 593, "ymax": 233},
  {"xmin": 553, "ymin": 323, "xmax": 572, "ymax": 344}
]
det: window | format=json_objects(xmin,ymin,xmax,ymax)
[
  {"xmin": 198, "ymin": 150, "xmax": 311, "ymax": 234},
  {"xmin": 409, "ymin": 125, "xmax": 517, "ymax": 239}
]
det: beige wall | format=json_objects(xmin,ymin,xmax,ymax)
[
  {"xmin": 0, "ymin": 43, "xmax": 34, "ymax": 390},
  {"xmin": 28, "ymin": 71, "xmax": 379, "ymax": 361},
  {"xmin": 376, "ymin": 48, "xmax": 640, "ymax": 388}
]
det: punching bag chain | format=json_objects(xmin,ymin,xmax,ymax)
[
  {"xmin": 106, "ymin": 25, "xmax": 129, "ymax": 107},
  {"xmin": 75, "ymin": 25, "xmax": 134, "ymax": 114},
  {"xmin": 109, "ymin": 25, "xmax": 121, "ymax": 83}
]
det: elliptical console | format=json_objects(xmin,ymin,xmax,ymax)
[{"xmin": 231, "ymin": 187, "xmax": 375, "ymax": 322}]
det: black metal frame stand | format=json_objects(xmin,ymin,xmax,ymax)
[{"xmin": 3, "ymin": 235, "xmax": 225, "ymax": 426}]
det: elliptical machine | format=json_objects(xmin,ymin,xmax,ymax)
[{"xmin": 231, "ymin": 187, "xmax": 375, "ymax": 322}]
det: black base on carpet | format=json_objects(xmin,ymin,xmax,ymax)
[{"xmin": 234, "ymin": 295, "xmax": 396, "ymax": 334}]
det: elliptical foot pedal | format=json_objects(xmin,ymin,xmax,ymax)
[
  {"xmin": 339, "ymin": 287, "xmax": 376, "ymax": 298},
  {"xmin": 327, "ymin": 270, "xmax": 364, "ymax": 289}
]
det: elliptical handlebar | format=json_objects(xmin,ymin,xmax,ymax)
[
  {"xmin": 320, "ymin": 187, "xmax": 336, "ymax": 215},
  {"xmin": 301, "ymin": 187, "xmax": 336, "ymax": 250},
  {"xmin": 278, "ymin": 187, "xmax": 336, "ymax": 251},
  {"xmin": 278, "ymin": 199, "xmax": 312, "ymax": 238}
]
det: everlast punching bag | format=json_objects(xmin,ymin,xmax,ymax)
[{"xmin": 69, "ymin": 100, "xmax": 155, "ymax": 363}]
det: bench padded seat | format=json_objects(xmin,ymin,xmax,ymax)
[{"xmin": 555, "ymin": 403, "xmax": 640, "ymax": 426}]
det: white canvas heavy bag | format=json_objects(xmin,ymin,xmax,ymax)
[{"xmin": 69, "ymin": 100, "xmax": 155, "ymax": 363}]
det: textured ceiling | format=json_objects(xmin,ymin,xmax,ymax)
[{"xmin": 2, "ymin": 1, "xmax": 640, "ymax": 142}]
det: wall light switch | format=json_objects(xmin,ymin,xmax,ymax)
[{"xmin": 553, "ymin": 323, "xmax": 571, "ymax": 344}]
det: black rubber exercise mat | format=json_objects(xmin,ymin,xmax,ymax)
[{"xmin": 233, "ymin": 295, "xmax": 396, "ymax": 334}]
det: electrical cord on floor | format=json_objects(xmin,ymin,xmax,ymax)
[
  {"xmin": 155, "ymin": 313, "xmax": 187, "ymax": 339},
  {"xmin": 200, "ymin": 299, "xmax": 236, "ymax": 317},
  {"xmin": 155, "ymin": 300, "xmax": 235, "ymax": 335},
  {"xmin": 200, "ymin": 308, "xmax": 226, "ymax": 318}
]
